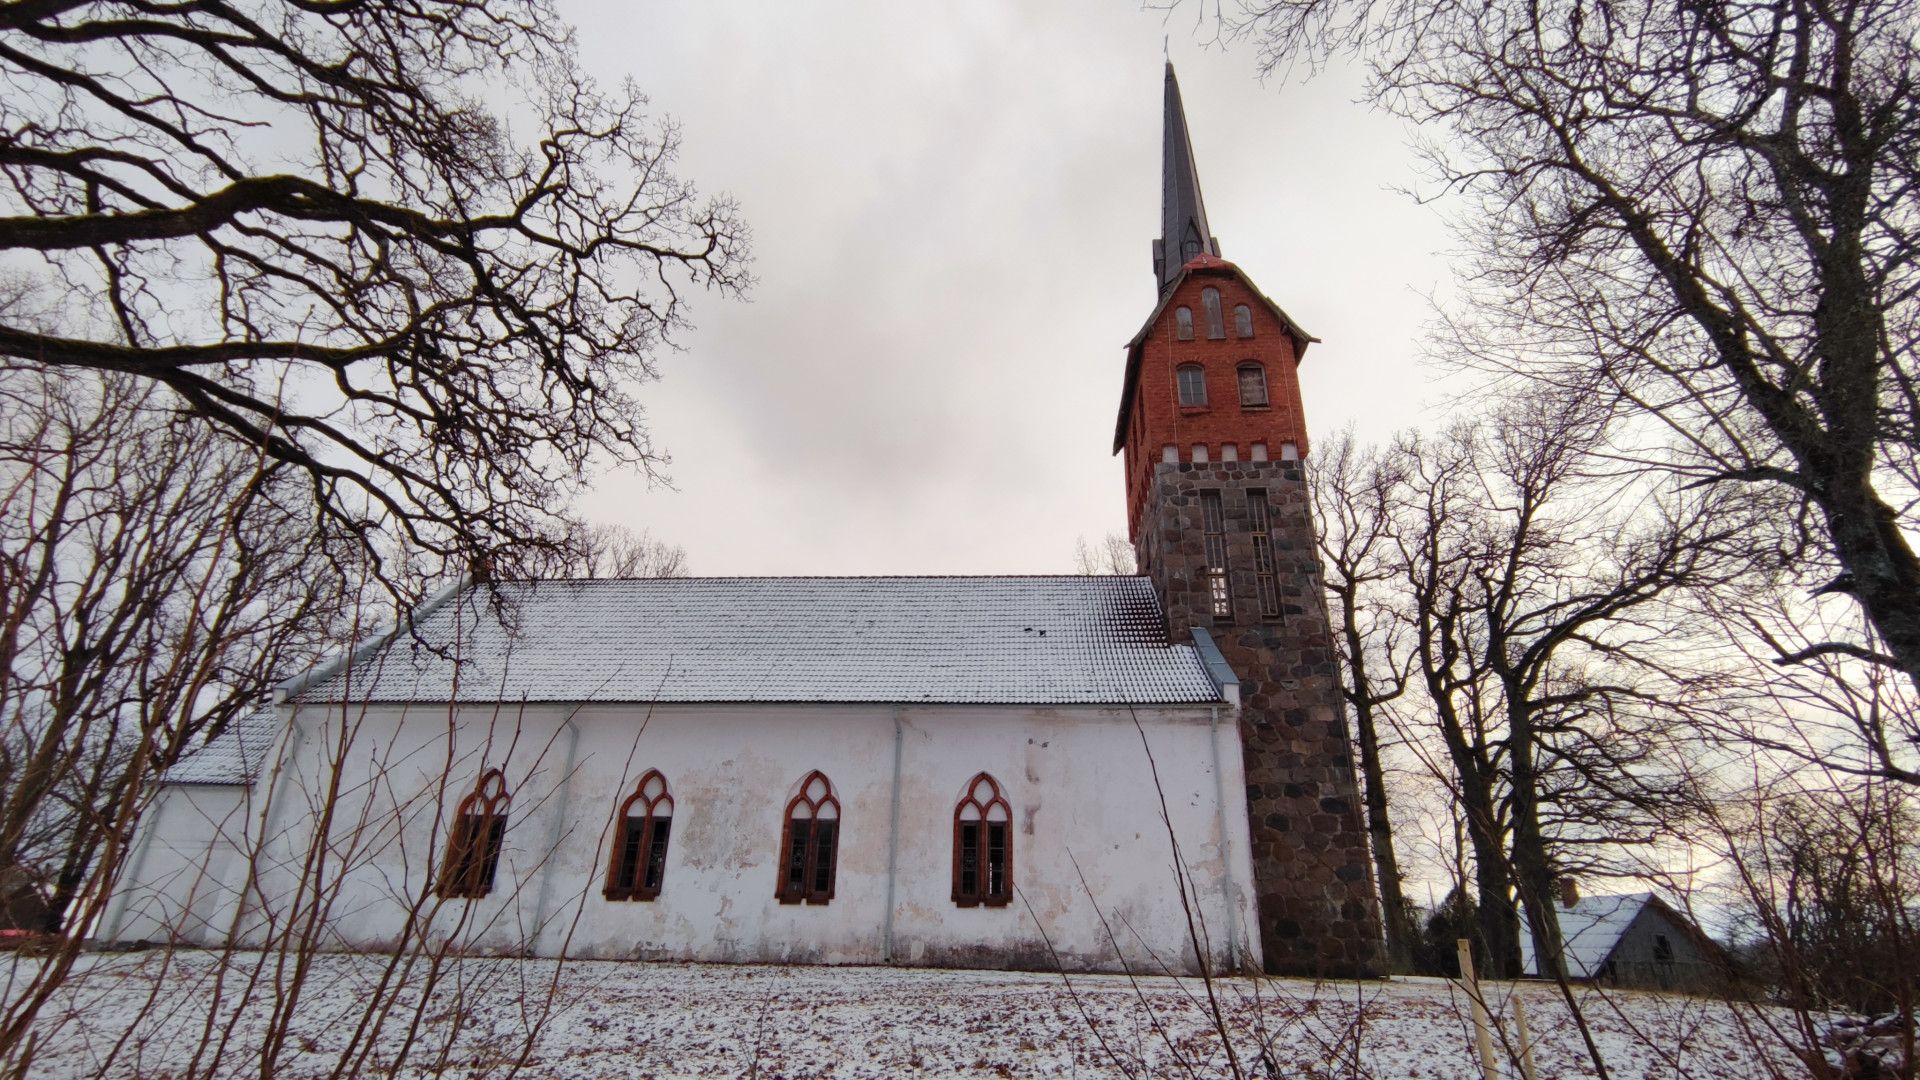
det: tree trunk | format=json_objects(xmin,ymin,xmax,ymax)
[
  {"xmin": 1505, "ymin": 709, "xmax": 1565, "ymax": 980},
  {"xmin": 1344, "ymin": 643, "xmax": 1414, "ymax": 971}
]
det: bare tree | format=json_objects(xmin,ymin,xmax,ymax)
[
  {"xmin": 0, "ymin": 369, "xmax": 350, "ymax": 1052},
  {"xmin": 0, "ymin": 0, "xmax": 751, "ymax": 595},
  {"xmin": 1073, "ymin": 532, "xmax": 1138, "ymax": 575},
  {"xmin": 1755, "ymin": 787, "xmax": 1919, "ymax": 1018},
  {"xmin": 1215, "ymin": 0, "xmax": 1920, "ymax": 701},
  {"xmin": 1310, "ymin": 428, "xmax": 1417, "ymax": 971},
  {"xmin": 549, "ymin": 521, "xmax": 689, "ymax": 579},
  {"xmin": 1379, "ymin": 396, "xmax": 1737, "ymax": 984}
]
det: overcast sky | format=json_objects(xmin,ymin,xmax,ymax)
[{"xmin": 563, "ymin": 1, "xmax": 1456, "ymax": 575}]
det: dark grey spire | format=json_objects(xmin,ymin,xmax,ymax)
[{"xmin": 1152, "ymin": 62, "xmax": 1221, "ymax": 294}]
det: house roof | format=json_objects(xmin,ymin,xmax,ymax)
[
  {"xmin": 291, "ymin": 576, "xmax": 1228, "ymax": 707},
  {"xmin": 163, "ymin": 705, "xmax": 280, "ymax": 786},
  {"xmin": 1520, "ymin": 892, "xmax": 1656, "ymax": 978},
  {"xmin": 1112, "ymin": 256, "xmax": 1318, "ymax": 454}
]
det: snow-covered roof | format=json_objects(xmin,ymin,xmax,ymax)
[
  {"xmin": 293, "ymin": 576, "xmax": 1227, "ymax": 707},
  {"xmin": 1520, "ymin": 893, "xmax": 1653, "ymax": 978},
  {"xmin": 163, "ymin": 705, "xmax": 280, "ymax": 786}
]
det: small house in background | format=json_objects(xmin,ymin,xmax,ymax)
[{"xmin": 1521, "ymin": 881, "xmax": 1728, "ymax": 992}]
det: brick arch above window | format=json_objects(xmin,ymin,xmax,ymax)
[{"xmin": 953, "ymin": 772, "xmax": 1012, "ymax": 907}]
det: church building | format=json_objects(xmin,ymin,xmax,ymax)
[{"xmin": 103, "ymin": 66, "xmax": 1383, "ymax": 978}]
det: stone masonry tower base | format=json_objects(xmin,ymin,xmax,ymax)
[
  {"xmin": 1117, "ymin": 63, "xmax": 1383, "ymax": 975},
  {"xmin": 1138, "ymin": 460, "xmax": 1382, "ymax": 976}
]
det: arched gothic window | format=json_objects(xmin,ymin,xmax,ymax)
[
  {"xmin": 1238, "ymin": 362, "xmax": 1269, "ymax": 408},
  {"xmin": 1175, "ymin": 306, "xmax": 1194, "ymax": 341},
  {"xmin": 1201, "ymin": 288, "xmax": 1226, "ymax": 339},
  {"xmin": 605, "ymin": 769, "xmax": 673, "ymax": 901},
  {"xmin": 777, "ymin": 770, "xmax": 839, "ymax": 904},
  {"xmin": 1176, "ymin": 364, "xmax": 1208, "ymax": 407},
  {"xmin": 1233, "ymin": 304, "xmax": 1254, "ymax": 338},
  {"xmin": 438, "ymin": 769, "xmax": 509, "ymax": 899},
  {"xmin": 953, "ymin": 773, "xmax": 1012, "ymax": 907}
]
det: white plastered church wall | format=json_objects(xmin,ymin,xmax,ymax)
[
  {"xmin": 116, "ymin": 698, "xmax": 1261, "ymax": 974},
  {"xmin": 102, "ymin": 783, "xmax": 255, "ymax": 944}
]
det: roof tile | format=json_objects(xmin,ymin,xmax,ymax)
[{"xmin": 297, "ymin": 577, "xmax": 1225, "ymax": 706}]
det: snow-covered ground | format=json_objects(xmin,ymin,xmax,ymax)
[{"xmin": 10, "ymin": 949, "xmax": 1794, "ymax": 1078}]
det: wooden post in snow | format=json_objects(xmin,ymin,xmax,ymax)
[
  {"xmin": 1457, "ymin": 938, "xmax": 1500, "ymax": 1080},
  {"xmin": 1512, "ymin": 996, "xmax": 1539, "ymax": 1080}
]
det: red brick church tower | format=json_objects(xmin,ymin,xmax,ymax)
[{"xmin": 1116, "ymin": 65, "xmax": 1383, "ymax": 976}]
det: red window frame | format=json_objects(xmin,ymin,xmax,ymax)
[
  {"xmin": 605, "ymin": 768, "xmax": 674, "ymax": 901},
  {"xmin": 776, "ymin": 770, "xmax": 840, "ymax": 905},
  {"xmin": 438, "ymin": 768, "xmax": 509, "ymax": 899},
  {"xmin": 952, "ymin": 772, "xmax": 1013, "ymax": 907}
]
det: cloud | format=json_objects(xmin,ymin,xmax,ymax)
[{"xmin": 565, "ymin": 1, "xmax": 1451, "ymax": 574}]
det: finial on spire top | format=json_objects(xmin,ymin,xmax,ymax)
[{"xmin": 1152, "ymin": 62, "xmax": 1221, "ymax": 295}]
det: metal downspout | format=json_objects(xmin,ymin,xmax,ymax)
[
  {"xmin": 531, "ymin": 714, "xmax": 583, "ymax": 956},
  {"xmin": 882, "ymin": 707, "xmax": 905, "ymax": 963},
  {"xmin": 1209, "ymin": 703, "xmax": 1242, "ymax": 971}
]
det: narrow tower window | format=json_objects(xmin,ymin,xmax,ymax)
[
  {"xmin": 1201, "ymin": 288, "xmax": 1226, "ymax": 339},
  {"xmin": 1176, "ymin": 364, "xmax": 1208, "ymax": 407},
  {"xmin": 1175, "ymin": 306, "xmax": 1194, "ymax": 340},
  {"xmin": 605, "ymin": 769, "xmax": 673, "ymax": 901},
  {"xmin": 1234, "ymin": 304, "xmax": 1254, "ymax": 338},
  {"xmin": 1200, "ymin": 491, "xmax": 1232, "ymax": 621},
  {"xmin": 1248, "ymin": 490, "xmax": 1281, "ymax": 620},
  {"xmin": 953, "ymin": 773, "xmax": 1012, "ymax": 907},
  {"xmin": 1238, "ymin": 363, "xmax": 1269, "ymax": 408},
  {"xmin": 439, "ymin": 769, "xmax": 509, "ymax": 899},
  {"xmin": 777, "ymin": 770, "xmax": 840, "ymax": 904}
]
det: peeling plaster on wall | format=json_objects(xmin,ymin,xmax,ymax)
[{"xmin": 112, "ymin": 700, "xmax": 1263, "ymax": 974}]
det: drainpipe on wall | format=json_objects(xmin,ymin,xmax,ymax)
[
  {"xmin": 530, "ymin": 713, "xmax": 583, "ymax": 956},
  {"xmin": 882, "ymin": 707, "xmax": 905, "ymax": 963}
]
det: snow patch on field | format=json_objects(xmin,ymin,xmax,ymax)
[{"xmin": 10, "ymin": 950, "xmax": 1794, "ymax": 1078}]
